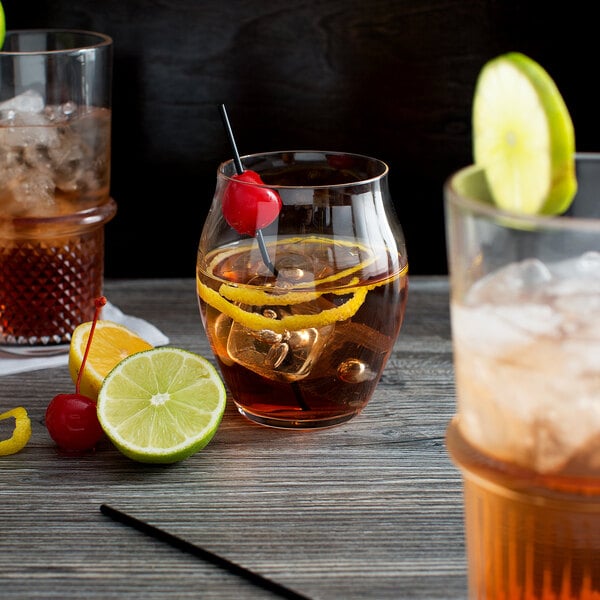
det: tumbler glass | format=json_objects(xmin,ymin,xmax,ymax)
[
  {"xmin": 197, "ymin": 151, "xmax": 408, "ymax": 428},
  {"xmin": 445, "ymin": 154, "xmax": 600, "ymax": 599},
  {"xmin": 0, "ymin": 30, "xmax": 116, "ymax": 352}
]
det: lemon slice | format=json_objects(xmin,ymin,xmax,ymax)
[
  {"xmin": 0, "ymin": 407, "xmax": 31, "ymax": 456},
  {"xmin": 69, "ymin": 320, "xmax": 153, "ymax": 401},
  {"xmin": 97, "ymin": 347, "xmax": 226, "ymax": 464},
  {"xmin": 473, "ymin": 52, "xmax": 577, "ymax": 215}
]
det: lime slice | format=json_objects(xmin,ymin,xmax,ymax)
[
  {"xmin": 97, "ymin": 347, "xmax": 226, "ymax": 464},
  {"xmin": 473, "ymin": 52, "xmax": 577, "ymax": 215},
  {"xmin": 0, "ymin": 2, "xmax": 5, "ymax": 50}
]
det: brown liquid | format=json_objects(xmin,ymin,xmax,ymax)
[
  {"xmin": 446, "ymin": 418, "xmax": 600, "ymax": 600},
  {"xmin": 0, "ymin": 108, "xmax": 114, "ymax": 346},
  {"xmin": 198, "ymin": 240, "xmax": 408, "ymax": 427},
  {"xmin": 0, "ymin": 224, "xmax": 107, "ymax": 345}
]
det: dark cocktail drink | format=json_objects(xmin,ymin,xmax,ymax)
[
  {"xmin": 0, "ymin": 31, "xmax": 115, "ymax": 348},
  {"xmin": 198, "ymin": 236, "xmax": 407, "ymax": 426},
  {"xmin": 197, "ymin": 150, "xmax": 408, "ymax": 428}
]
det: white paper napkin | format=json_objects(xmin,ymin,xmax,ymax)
[{"xmin": 0, "ymin": 302, "xmax": 170, "ymax": 376}]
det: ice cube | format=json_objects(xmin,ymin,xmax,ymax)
[
  {"xmin": 469, "ymin": 258, "xmax": 553, "ymax": 304},
  {"xmin": 227, "ymin": 302, "xmax": 335, "ymax": 383},
  {"xmin": 451, "ymin": 302, "xmax": 563, "ymax": 355},
  {"xmin": 0, "ymin": 90, "xmax": 45, "ymax": 115},
  {"xmin": 550, "ymin": 251, "xmax": 600, "ymax": 280}
]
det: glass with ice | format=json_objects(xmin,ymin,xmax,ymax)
[
  {"xmin": 445, "ymin": 155, "xmax": 600, "ymax": 598},
  {"xmin": 0, "ymin": 30, "xmax": 115, "ymax": 350},
  {"xmin": 197, "ymin": 151, "xmax": 408, "ymax": 428}
]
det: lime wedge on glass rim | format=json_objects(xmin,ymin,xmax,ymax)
[
  {"xmin": 97, "ymin": 347, "xmax": 226, "ymax": 464},
  {"xmin": 0, "ymin": 2, "xmax": 5, "ymax": 49},
  {"xmin": 472, "ymin": 51, "xmax": 577, "ymax": 215}
]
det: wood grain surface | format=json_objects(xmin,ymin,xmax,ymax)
[{"xmin": 0, "ymin": 276, "xmax": 466, "ymax": 599}]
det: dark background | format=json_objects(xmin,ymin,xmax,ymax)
[{"xmin": 2, "ymin": 0, "xmax": 597, "ymax": 278}]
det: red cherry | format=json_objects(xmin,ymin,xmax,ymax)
[
  {"xmin": 222, "ymin": 170, "xmax": 282, "ymax": 236},
  {"xmin": 45, "ymin": 394, "xmax": 104, "ymax": 452},
  {"xmin": 45, "ymin": 296, "xmax": 107, "ymax": 453}
]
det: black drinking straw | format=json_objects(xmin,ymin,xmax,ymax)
[
  {"xmin": 100, "ymin": 504, "xmax": 311, "ymax": 600},
  {"xmin": 218, "ymin": 104, "xmax": 278, "ymax": 276}
]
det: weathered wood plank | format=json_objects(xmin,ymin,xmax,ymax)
[{"xmin": 0, "ymin": 276, "xmax": 466, "ymax": 599}]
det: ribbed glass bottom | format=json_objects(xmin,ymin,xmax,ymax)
[
  {"xmin": 0, "ymin": 229, "xmax": 105, "ymax": 346},
  {"xmin": 447, "ymin": 418, "xmax": 600, "ymax": 600}
]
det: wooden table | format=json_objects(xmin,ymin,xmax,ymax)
[{"xmin": 0, "ymin": 276, "xmax": 467, "ymax": 599}]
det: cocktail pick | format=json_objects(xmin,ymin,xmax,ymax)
[
  {"xmin": 218, "ymin": 104, "xmax": 280, "ymax": 276},
  {"xmin": 217, "ymin": 106, "xmax": 310, "ymax": 412}
]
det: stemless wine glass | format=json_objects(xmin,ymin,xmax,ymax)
[{"xmin": 196, "ymin": 150, "xmax": 408, "ymax": 429}]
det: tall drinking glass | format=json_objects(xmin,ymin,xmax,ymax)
[
  {"xmin": 0, "ymin": 30, "xmax": 115, "ymax": 351},
  {"xmin": 445, "ymin": 154, "xmax": 600, "ymax": 599},
  {"xmin": 197, "ymin": 151, "xmax": 408, "ymax": 429}
]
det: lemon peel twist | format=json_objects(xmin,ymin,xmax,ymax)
[
  {"xmin": 0, "ymin": 407, "xmax": 32, "ymax": 456},
  {"xmin": 197, "ymin": 281, "xmax": 368, "ymax": 333},
  {"xmin": 198, "ymin": 236, "xmax": 407, "ymax": 333}
]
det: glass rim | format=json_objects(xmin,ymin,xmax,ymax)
[
  {"xmin": 0, "ymin": 198, "xmax": 117, "ymax": 230},
  {"xmin": 0, "ymin": 29, "xmax": 113, "ymax": 55},
  {"xmin": 445, "ymin": 152, "xmax": 600, "ymax": 233},
  {"xmin": 218, "ymin": 149, "xmax": 389, "ymax": 189}
]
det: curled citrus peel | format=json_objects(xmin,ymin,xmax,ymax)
[
  {"xmin": 205, "ymin": 236, "xmax": 377, "ymax": 288},
  {"xmin": 0, "ymin": 407, "xmax": 32, "ymax": 456},
  {"xmin": 217, "ymin": 278, "xmax": 359, "ymax": 306},
  {"xmin": 198, "ymin": 237, "xmax": 407, "ymax": 333},
  {"xmin": 198, "ymin": 281, "xmax": 369, "ymax": 333}
]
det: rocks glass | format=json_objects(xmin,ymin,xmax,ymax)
[
  {"xmin": 0, "ymin": 30, "xmax": 116, "ymax": 351},
  {"xmin": 445, "ymin": 154, "xmax": 600, "ymax": 599},
  {"xmin": 197, "ymin": 151, "xmax": 408, "ymax": 428}
]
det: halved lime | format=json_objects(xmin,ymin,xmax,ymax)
[
  {"xmin": 97, "ymin": 347, "xmax": 226, "ymax": 464},
  {"xmin": 473, "ymin": 52, "xmax": 577, "ymax": 215}
]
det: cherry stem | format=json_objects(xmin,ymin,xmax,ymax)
[
  {"xmin": 75, "ymin": 296, "xmax": 107, "ymax": 396},
  {"xmin": 218, "ymin": 103, "xmax": 278, "ymax": 276}
]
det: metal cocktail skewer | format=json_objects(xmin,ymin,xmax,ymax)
[
  {"xmin": 218, "ymin": 104, "xmax": 278, "ymax": 276},
  {"xmin": 217, "ymin": 104, "xmax": 310, "ymax": 412}
]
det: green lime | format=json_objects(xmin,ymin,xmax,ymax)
[
  {"xmin": 97, "ymin": 347, "xmax": 226, "ymax": 464},
  {"xmin": 0, "ymin": 2, "xmax": 5, "ymax": 49},
  {"xmin": 472, "ymin": 52, "xmax": 577, "ymax": 215}
]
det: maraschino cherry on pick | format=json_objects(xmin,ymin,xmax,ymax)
[
  {"xmin": 218, "ymin": 104, "xmax": 281, "ymax": 274},
  {"xmin": 221, "ymin": 170, "xmax": 282, "ymax": 236},
  {"xmin": 45, "ymin": 296, "xmax": 106, "ymax": 453}
]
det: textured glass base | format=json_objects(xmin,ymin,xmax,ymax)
[{"xmin": 235, "ymin": 403, "xmax": 359, "ymax": 429}]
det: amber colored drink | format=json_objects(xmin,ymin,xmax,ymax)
[
  {"xmin": 1, "ymin": 30, "xmax": 115, "ymax": 349},
  {"xmin": 198, "ymin": 237, "xmax": 408, "ymax": 427},
  {"xmin": 0, "ymin": 220, "xmax": 108, "ymax": 346},
  {"xmin": 447, "ymin": 420, "xmax": 600, "ymax": 600},
  {"xmin": 0, "ymin": 107, "xmax": 115, "ymax": 347},
  {"xmin": 445, "ymin": 155, "xmax": 600, "ymax": 599}
]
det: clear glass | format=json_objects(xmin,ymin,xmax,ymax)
[
  {"xmin": 197, "ymin": 150, "xmax": 408, "ymax": 429},
  {"xmin": 0, "ymin": 30, "xmax": 116, "ymax": 352},
  {"xmin": 444, "ymin": 153, "xmax": 600, "ymax": 599}
]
